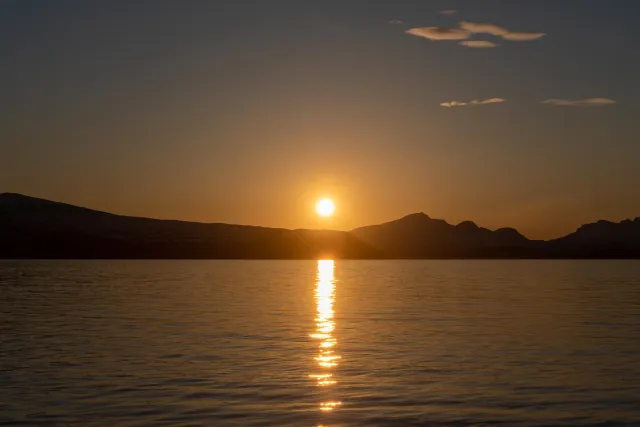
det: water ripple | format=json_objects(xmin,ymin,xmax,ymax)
[{"xmin": 1, "ymin": 260, "xmax": 640, "ymax": 426}]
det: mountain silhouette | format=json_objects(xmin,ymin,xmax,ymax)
[
  {"xmin": 0, "ymin": 193, "xmax": 379, "ymax": 259},
  {"xmin": 351, "ymin": 212, "xmax": 536, "ymax": 258},
  {"xmin": 548, "ymin": 218, "xmax": 640, "ymax": 258},
  {"xmin": 1, "ymin": 193, "xmax": 639, "ymax": 259}
]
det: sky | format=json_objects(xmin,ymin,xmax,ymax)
[{"xmin": 2, "ymin": 0, "xmax": 640, "ymax": 239}]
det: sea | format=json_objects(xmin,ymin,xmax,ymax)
[{"xmin": 1, "ymin": 260, "xmax": 639, "ymax": 426}]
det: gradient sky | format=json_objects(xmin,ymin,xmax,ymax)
[{"xmin": 2, "ymin": 0, "xmax": 640, "ymax": 239}]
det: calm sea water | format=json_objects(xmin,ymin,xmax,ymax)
[{"xmin": 1, "ymin": 260, "xmax": 640, "ymax": 426}]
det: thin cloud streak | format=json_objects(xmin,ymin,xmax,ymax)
[
  {"xmin": 460, "ymin": 40, "xmax": 499, "ymax": 48},
  {"xmin": 439, "ymin": 10, "xmax": 458, "ymax": 15},
  {"xmin": 460, "ymin": 21, "xmax": 508, "ymax": 36},
  {"xmin": 406, "ymin": 27, "xmax": 470, "ymax": 40},
  {"xmin": 389, "ymin": 20, "xmax": 404, "ymax": 24},
  {"xmin": 542, "ymin": 98, "xmax": 616, "ymax": 107},
  {"xmin": 441, "ymin": 98, "xmax": 506, "ymax": 107},
  {"xmin": 502, "ymin": 32, "xmax": 546, "ymax": 41},
  {"xmin": 460, "ymin": 21, "xmax": 545, "ymax": 41},
  {"xmin": 441, "ymin": 101, "xmax": 468, "ymax": 107}
]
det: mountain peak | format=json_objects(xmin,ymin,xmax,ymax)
[
  {"xmin": 457, "ymin": 220, "xmax": 479, "ymax": 230},
  {"xmin": 495, "ymin": 227, "xmax": 522, "ymax": 234},
  {"xmin": 400, "ymin": 212, "xmax": 431, "ymax": 220}
]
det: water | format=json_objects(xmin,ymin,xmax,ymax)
[{"xmin": 1, "ymin": 260, "xmax": 640, "ymax": 426}]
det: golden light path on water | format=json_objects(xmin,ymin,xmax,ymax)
[{"xmin": 310, "ymin": 260, "xmax": 342, "ymax": 414}]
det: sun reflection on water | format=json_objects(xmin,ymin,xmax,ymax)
[{"xmin": 310, "ymin": 260, "xmax": 341, "ymax": 413}]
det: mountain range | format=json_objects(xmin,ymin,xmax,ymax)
[{"xmin": 1, "ymin": 193, "xmax": 639, "ymax": 259}]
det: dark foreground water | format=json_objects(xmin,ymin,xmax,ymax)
[{"xmin": 1, "ymin": 260, "xmax": 640, "ymax": 426}]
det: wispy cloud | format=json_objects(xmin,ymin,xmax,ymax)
[
  {"xmin": 406, "ymin": 27, "xmax": 469, "ymax": 40},
  {"xmin": 406, "ymin": 21, "xmax": 544, "ymax": 46},
  {"xmin": 470, "ymin": 98, "xmax": 506, "ymax": 105},
  {"xmin": 441, "ymin": 98, "xmax": 506, "ymax": 107},
  {"xmin": 542, "ymin": 98, "xmax": 616, "ymax": 107},
  {"xmin": 439, "ymin": 10, "xmax": 457, "ymax": 15},
  {"xmin": 502, "ymin": 32, "xmax": 546, "ymax": 41},
  {"xmin": 441, "ymin": 101, "xmax": 468, "ymax": 107},
  {"xmin": 459, "ymin": 40, "xmax": 499, "ymax": 48},
  {"xmin": 460, "ymin": 21, "xmax": 507, "ymax": 36},
  {"xmin": 460, "ymin": 21, "xmax": 545, "ymax": 41},
  {"xmin": 389, "ymin": 20, "xmax": 404, "ymax": 25}
]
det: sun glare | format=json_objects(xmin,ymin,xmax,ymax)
[{"xmin": 316, "ymin": 199, "xmax": 335, "ymax": 217}]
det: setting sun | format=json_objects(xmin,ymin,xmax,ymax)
[{"xmin": 316, "ymin": 199, "xmax": 335, "ymax": 217}]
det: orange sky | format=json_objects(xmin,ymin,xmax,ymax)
[{"xmin": 2, "ymin": 1, "xmax": 640, "ymax": 240}]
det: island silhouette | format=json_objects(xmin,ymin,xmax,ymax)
[{"xmin": 1, "ymin": 193, "xmax": 639, "ymax": 259}]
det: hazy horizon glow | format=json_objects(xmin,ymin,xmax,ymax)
[{"xmin": 2, "ymin": 0, "xmax": 639, "ymax": 239}]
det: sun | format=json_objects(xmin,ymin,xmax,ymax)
[{"xmin": 316, "ymin": 199, "xmax": 335, "ymax": 217}]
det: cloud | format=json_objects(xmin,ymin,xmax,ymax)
[
  {"xmin": 460, "ymin": 21, "xmax": 508, "ymax": 36},
  {"xmin": 441, "ymin": 98, "xmax": 506, "ymax": 107},
  {"xmin": 439, "ymin": 10, "xmax": 457, "ymax": 15},
  {"xmin": 405, "ymin": 21, "xmax": 543, "ymax": 45},
  {"xmin": 459, "ymin": 40, "xmax": 499, "ymax": 48},
  {"xmin": 406, "ymin": 27, "xmax": 470, "ymax": 40},
  {"xmin": 459, "ymin": 21, "xmax": 545, "ymax": 41},
  {"xmin": 470, "ymin": 98, "xmax": 506, "ymax": 105},
  {"xmin": 441, "ymin": 101, "xmax": 468, "ymax": 107},
  {"xmin": 502, "ymin": 32, "xmax": 545, "ymax": 41},
  {"xmin": 389, "ymin": 20, "xmax": 404, "ymax": 24},
  {"xmin": 541, "ymin": 98, "xmax": 616, "ymax": 107}
]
